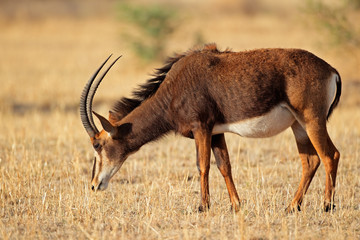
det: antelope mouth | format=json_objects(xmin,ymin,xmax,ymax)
[
  {"xmin": 91, "ymin": 165, "xmax": 121, "ymax": 192},
  {"xmin": 92, "ymin": 179, "xmax": 109, "ymax": 192},
  {"xmin": 98, "ymin": 180, "xmax": 109, "ymax": 191}
]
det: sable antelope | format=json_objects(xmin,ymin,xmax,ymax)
[{"xmin": 80, "ymin": 44, "xmax": 341, "ymax": 212}]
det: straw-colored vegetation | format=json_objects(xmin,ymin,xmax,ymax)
[{"xmin": 0, "ymin": 0, "xmax": 359, "ymax": 239}]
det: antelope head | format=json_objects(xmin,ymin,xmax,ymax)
[{"xmin": 80, "ymin": 55, "xmax": 130, "ymax": 191}]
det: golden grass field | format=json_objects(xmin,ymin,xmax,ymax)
[{"xmin": 0, "ymin": 0, "xmax": 360, "ymax": 239}]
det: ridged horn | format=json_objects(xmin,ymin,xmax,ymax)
[
  {"xmin": 86, "ymin": 56, "xmax": 122, "ymax": 133},
  {"xmin": 80, "ymin": 55, "xmax": 121, "ymax": 138}
]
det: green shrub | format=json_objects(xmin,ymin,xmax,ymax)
[
  {"xmin": 304, "ymin": 0, "xmax": 360, "ymax": 48},
  {"xmin": 117, "ymin": 2, "xmax": 177, "ymax": 61}
]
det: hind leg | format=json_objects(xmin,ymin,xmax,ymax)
[
  {"xmin": 305, "ymin": 121, "xmax": 340, "ymax": 211},
  {"xmin": 286, "ymin": 122, "xmax": 321, "ymax": 213},
  {"xmin": 212, "ymin": 134, "xmax": 241, "ymax": 211}
]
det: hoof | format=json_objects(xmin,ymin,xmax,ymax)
[
  {"xmin": 231, "ymin": 202, "xmax": 241, "ymax": 212},
  {"xmin": 198, "ymin": 204, "xmax": 210, "ymax": 212},
  {"xmin": 324, "ymin": 203, "xmax": 336, "ymax": 212},
  {"xmin": 285, "ymin": 204, "xmax": 301, "ymax": 214}
]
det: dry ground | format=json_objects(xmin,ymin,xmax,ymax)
[{"xmin": 0, "ymin": 0, "xmax": 360, "ymax": 239}]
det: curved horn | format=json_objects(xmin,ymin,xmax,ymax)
[
  {"xmin": 86, "ymin": 56, "xmax": 122, "ymax": 132},
  {"xmin": 80, "ymin": 55, "xmax": 122, "ymax": 138},
  {"xmin": 80, "ymin": 55, "xmax": 112, "ymax": 138}
]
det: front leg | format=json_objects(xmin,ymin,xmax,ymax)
[
  {"xmin": 212, "ymin": 134, "xmax": 241, "ymax": 211},
  {"xmin": 193, "ymin": 127, "xmax": 212, "ymax": 212}
]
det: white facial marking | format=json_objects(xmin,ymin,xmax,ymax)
[
  {"xmin": 94, "ymin": 150, "xmax": 100, "ymax": 158},
  {"xmin": 212, "ymin": 104, "xmax": 295, "ymax": 138},
  {"xmin": 93, "ymin": 147, "xmax": 123, "ymax": 191},
  {"xmin": 93, "ymin": 150, "xmax": 100, "ymax": 173}
]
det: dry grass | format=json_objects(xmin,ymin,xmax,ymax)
[
  {"xmin": 1, "ymin": 1, "xmax": 360, "ymax": 239},
  {"xmin": 1, "ymin": 108, "xmax": 360, "ymax": 239}
]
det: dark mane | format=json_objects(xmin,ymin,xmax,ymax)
[
  {"xmin": 112, "ymin": 44, "xmax": 229, "ymax": 121},
  {"xmin": 112, "ymin": 53, "xmax": 185, "ymax": 120}
]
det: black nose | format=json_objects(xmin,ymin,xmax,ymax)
[{"xmin": 91, "ymin": 185, "xmax": 95, "ymax": 191}]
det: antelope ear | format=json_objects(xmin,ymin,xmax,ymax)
[
  {"xmin": 93, "ymin": 111, "xmax": 118, "ymax": 137},
  {"xmin": 108, "ymin": 110, "xmax": 120, "ymax": 125}
]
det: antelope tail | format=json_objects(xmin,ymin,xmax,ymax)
[{"xmin": 327, "ymin": 71, "xmax": 342, "ymax": 120}]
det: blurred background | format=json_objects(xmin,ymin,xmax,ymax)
[
  {"xmin": 1, "ymin": 2, "xmax": 359, "ymax": 238},
  {"xmin": 0, "ymin": 0, "xmax": 359, "ymax": 118}
]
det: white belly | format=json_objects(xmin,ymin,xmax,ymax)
[{"xmin": 212, "ymin": 104, "xmax": 296, "ymax": 138}]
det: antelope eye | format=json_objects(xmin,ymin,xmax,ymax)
[{"xmin": 93, "ymin": 143, "xmax": 101, "ymax": 150}]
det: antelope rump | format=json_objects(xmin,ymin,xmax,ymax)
[{"xmin": 80, "ymin": 44, "xmax": 341, "ymax": 212}]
